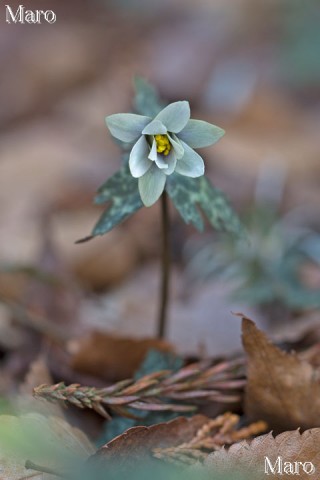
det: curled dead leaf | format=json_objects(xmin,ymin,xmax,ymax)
[{"xmin": 242, "ymin": 316, "xmax": 320, "ymax": 431}]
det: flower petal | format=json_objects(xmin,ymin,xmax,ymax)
[
  {"xmin": 163, "ymin": 150, "xmax": 177, "ymax": 176},
  {"xmin": 155, "ymin": 155, "xmax": 169, "ymax": 169},
  {"xmin": 148, "ymin": 138, "xmax": 158, "ymax": 161},
  {"xmin": 142, "ymin": 120, "xmax": 167, "ymax": 135},
  {"xmin": 138, "ymin": 165, "xmax": 167, "ymax": 207},
  {"xmin": 178, "ymin": 119, "xmax": 225, "ymax": 148},
  {"xmin": 175, "ymin": 141, "xmax": 205, "ymax": 178},
  {"xmin": 154, "ymin": 101, "xmax": 190, "ymax": 133},
  {"xmin": 129, "ymin": 136, "xmax": 152, "ymax": 178},
  {"xmin": 106, "ymin": 113, "xmax": 151, "ymax": 143},
  {"xmin": 168, "ymin": 133, "xmax": 185, "ymax": 159}
]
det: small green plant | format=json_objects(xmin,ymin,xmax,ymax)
[
  {"xmin": 185, "ymin": 202, "xmax": 320, "ymax": 320},
  {"xmin": 80, "ymin": 78, "xmax": 242, "ymax": 337}
]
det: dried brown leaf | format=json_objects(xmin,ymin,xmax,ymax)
[
  {"xmin": 242, "ymin": 316, "xmax": 320, "ymax": 431},
  {"xmin": 92, "ymin": 415, "xmax": 208, "ymax": 466},
  {"xmin": 153, "ymin": 413, "xmax": 266, "ymax": 466},
  {"xmin": 206, "ymin": 428, "xmax": 320, "ymax": 479},
  {"xmin": 19, "ymin": 356, "xmax": 64, "ymax": 418},
  {"xmin": 92, "ymin": 413, "xmax": 266, "ymax": 469},
  {"xmin": 20, "ymin": 356, "xmax": 53, "ymax": 396},
  {"xmin": 69, "ymin": 332, "xmax": 173, "ymax": 381}
]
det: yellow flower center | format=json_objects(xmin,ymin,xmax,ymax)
[{"xmin": 155, "ymin": 134, "xmax": 171, "ymax": 156}]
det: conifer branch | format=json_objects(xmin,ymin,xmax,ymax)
[{"xmin": 34, "ymin": 359, "xmax": 245, "ymax": 419}]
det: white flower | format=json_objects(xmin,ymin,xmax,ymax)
[{"xmin": 106, "ymin": 101, "xmax": 225, "ymax": 207}]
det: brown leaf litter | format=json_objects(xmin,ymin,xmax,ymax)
[{"xmin": 242, "ymin": 316, "xmax": 320, "ymax": 431}]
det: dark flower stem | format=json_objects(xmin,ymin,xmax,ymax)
[{"xmin": 158, "ymin": 192, "xmax": 170, "ymax": 338}]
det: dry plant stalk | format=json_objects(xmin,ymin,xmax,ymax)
[
  {"xmin": 153, "ymin": 412, "xmax": 267, "ymax": 466},
  {"xmin": 34, "ymin": 358, "xmax": 245, "ymax": 418}
]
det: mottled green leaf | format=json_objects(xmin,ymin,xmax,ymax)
[
  {"xmin": 166, "ymin": 174, "xmax": 204, "ymax": 231},
  {"xmin": 133, "ymin": 77, "xmax": 164, "ymax": 117},
  {"xmin": 186, "ymin": 203, "xmax": 320, "ymax": 312},
  {"xmin": 200, "ymin": 176, "xmax": 244, "ymax": 237},
  {"xmin": 92, "ymin": 166, "xmax": 143, "ymax": 236},
  {"xmin": 134, "ymin": 349, "xmax": 184, "ymax": 380},
  {"xmin": 166, "ymin": 174, "xmax": 243, "ymax": 237}
]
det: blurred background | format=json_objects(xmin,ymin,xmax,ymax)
[{"xmin": 0, "ymin": 0, "xmax": 320, "ymax": 378}]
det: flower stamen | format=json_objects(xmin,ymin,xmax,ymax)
[{"xmin": 155, "ymin": 134, "xmax": 171, "ymax": 156}]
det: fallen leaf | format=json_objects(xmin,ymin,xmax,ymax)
[
  {"xmin": 92, "ymin": 415, "xmax": 209, "ymax": 467},
  {"xmin": 206, "ymin": 428, "xmax": 320, "ymax": 479},
  {"xmin": 242, "ymin": 316, "xmax": 320, "ymax": 431},
  {"xmin": 153, "ymin": 413, "xmax": 266, "ymax": 466},
  {"xmin": 19, "ymin": 356, "xmax": 64, "ymax": 418},
  {"xmin": 92, "ymin": 413, "xmax": 266, "ymax": 469},
  {"xmin": 0, "ymin": 456, "xmax": 44, "ymax": 480},
  {"xmin": 71, "ymin": 229, "xmax": 138, "ymax": 290},
  {"xmin": 298, "ymin": 344, "xmax": 320, "ymax": 369},
  {"xmin": 20, "ymin": 356, "xmax": 53, "ymax": 396},
  {"xmin": 69, "ymin": 332, "xmax": 173, "ymax": 381},
  {"xmin": 0, "ymin": 413, "xmax": 95, "ymax": 480},
  {"xmin": 0, "ymin": 271, "xmax": 28, "ymax": 304}
]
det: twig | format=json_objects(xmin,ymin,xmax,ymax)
[
  {"xmin": 25, "ymin": 460, "xmax": 66, "ymax": 478},
  {"xmin": 153, "ymin": 412, "xmax": 267, "ymax": 466},
  {"xmin": 34, "ymin": 358, "xmax": 246, "ymax": 418}
]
